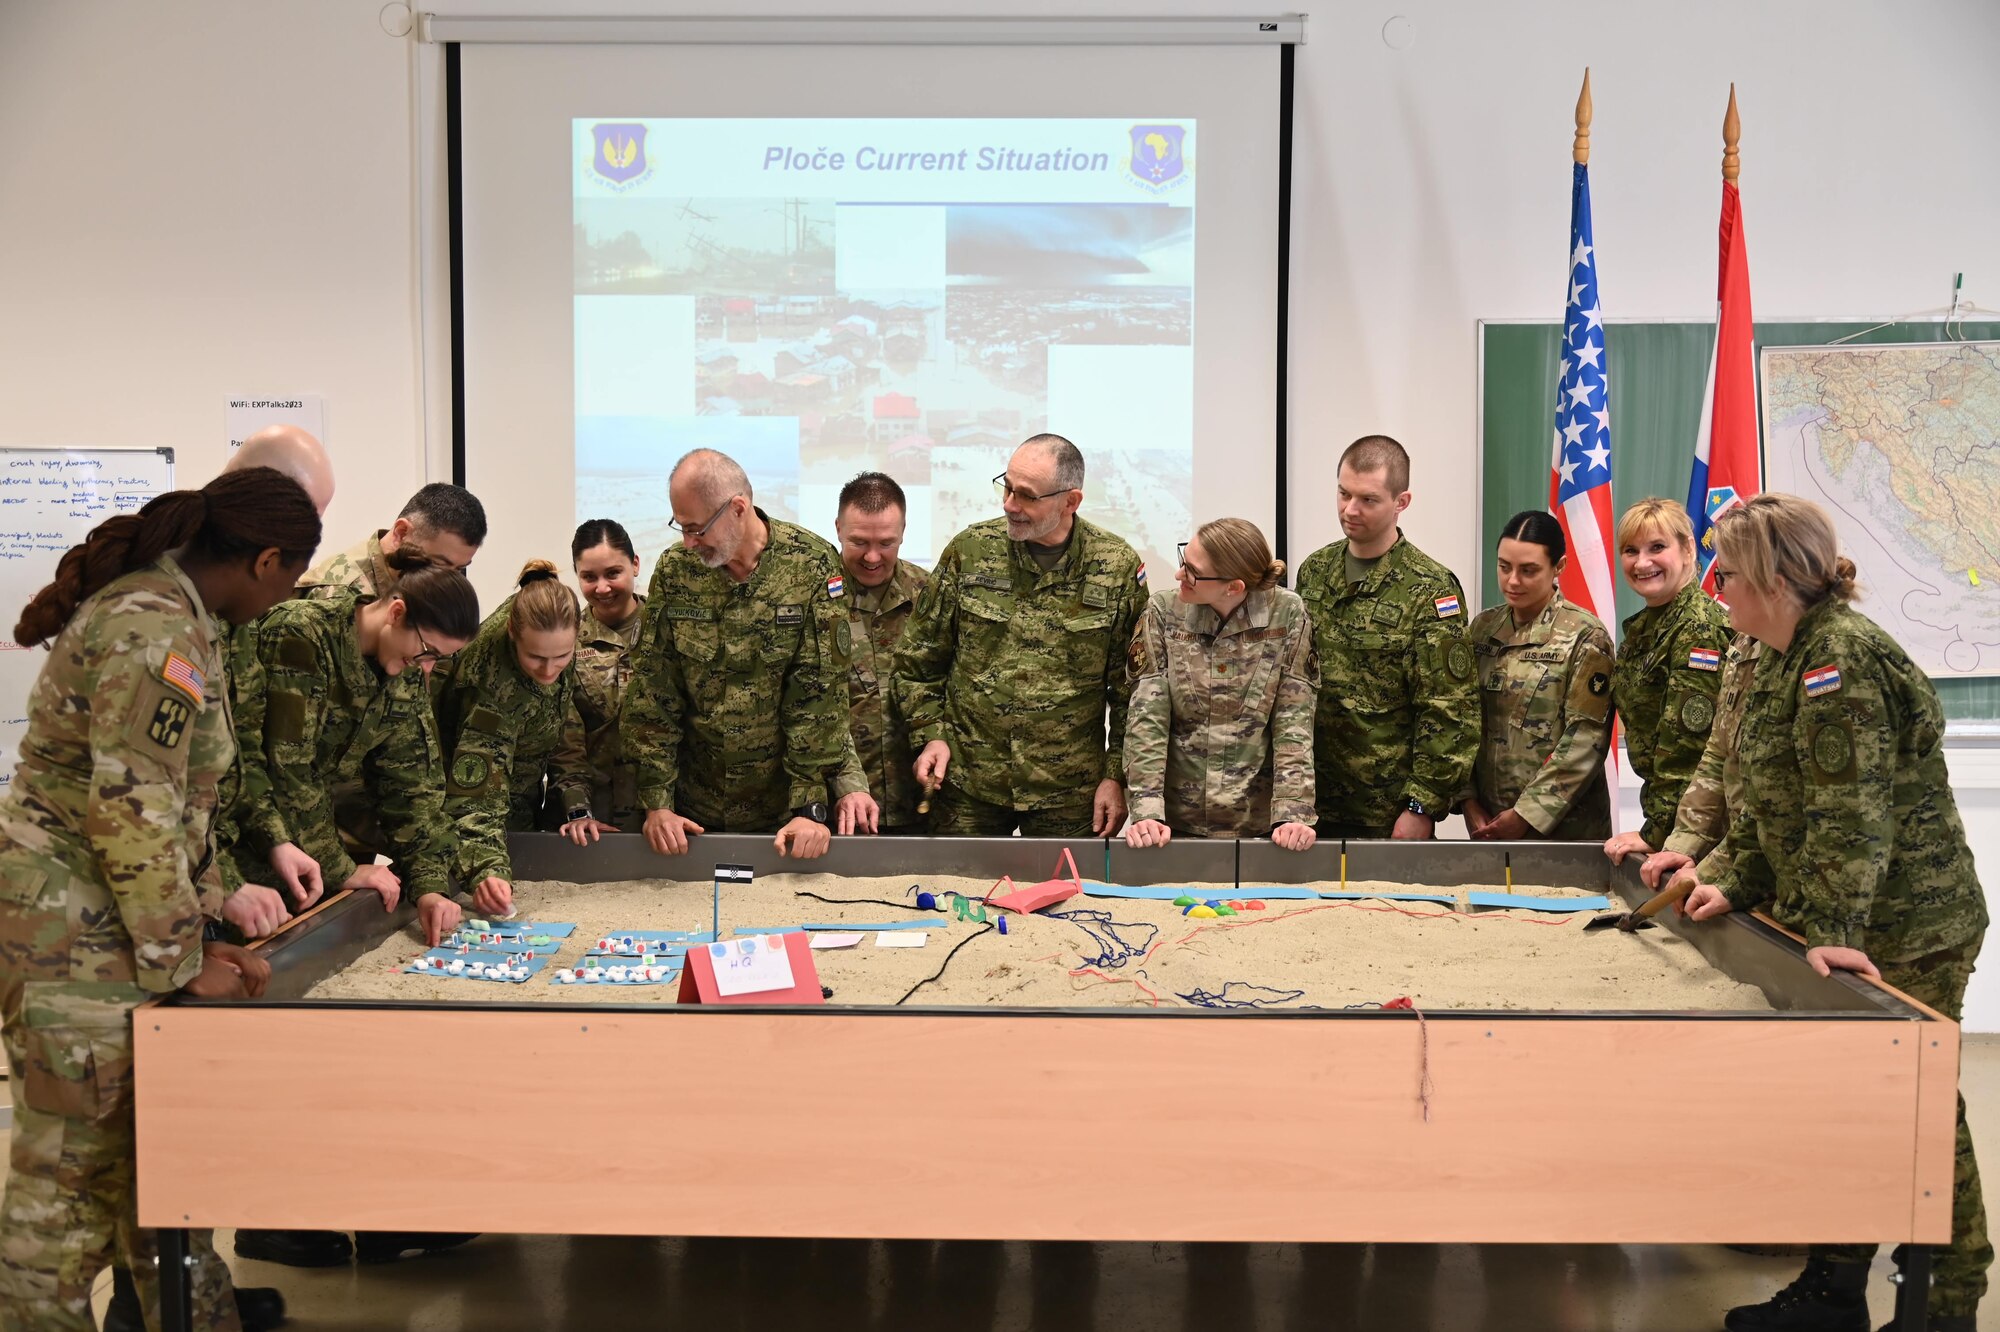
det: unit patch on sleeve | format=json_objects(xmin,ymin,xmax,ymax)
[{"xmin": 147, "ymin": 695, "xmax": 192, "ymax": 750}]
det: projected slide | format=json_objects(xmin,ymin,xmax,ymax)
[{"xmin": 572, "ymin": 117, "xmax": 1194, "ymax": 570}]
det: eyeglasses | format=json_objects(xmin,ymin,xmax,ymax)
[
  {"xmin": 411, "ymin": 626, "xmax": 456, "ymax": 667},
  {"xmin": 1711, "ymin": 568, "xmax": 1733, "ymax": 592},
  {"xmin": 992, "ymin": 472, "xmax": 1075, "ymax": 506},
  {"xmin": 1177, "ymin": 543, "xmax": 1230, "ymax": 582},
  {"xmin": 668, "ymin": 497, "xmax": 737, "ymax": 538}
]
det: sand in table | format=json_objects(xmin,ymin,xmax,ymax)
[{"xmin": 303, "ymin": 874, "xmax": 1772, "ymax": 1012}]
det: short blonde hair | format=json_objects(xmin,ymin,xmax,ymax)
[
  {"xmin": 1712, "ymin": 494, "xmax": 1859, "ymax": 606},
  {"xmin": 1194, "ymin": 518, "xmax": 1285, "ymax": 591},
  {"xmin": 1616, "ymin": 498, "xmax": 1699, "ymax": 592}
]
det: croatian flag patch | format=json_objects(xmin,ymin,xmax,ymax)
[
  {"xmin": 1803, "ymin": 663, "xmax": 1843, "ymax": 697},
  {"xmin": 1137, "ymin": 564, "xmax": 1147, "ymax": 586},
  {"xmin": 826, "ymin": 574, "xmax": 844, "ymax": 599},
  {"xmin": 1434, "ymin": 595, "xmax": 1462, "ymax": 618},
  {"xmin": 1688, "ymin": 647, "xmax": 1722, "ymax": 672},
  {"xmin": 161, "ymin": 652, "xmax": 206, "ymax": 703}
]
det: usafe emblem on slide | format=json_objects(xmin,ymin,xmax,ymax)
[{"xmin": 589, "ymin": 122, "xmax": 652, "ymax": 189}]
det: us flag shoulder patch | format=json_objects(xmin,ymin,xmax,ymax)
[
  {"xmin": 1434, "ymin": 594, "xmax": 1462, "ymax": 618},
  {"xmin": 1688, "ymin": 647, "xmax": 1722, "ymax": 672},
  {"xmin": 1803, "ymin": 663, "xmax": 1843, "ymax": 697},
  {"xmin": 160, "ymin": 652, "xmax": 205, "ymax": 703},
  {"xmin": 826, "ymin": 574, "xmax": 844, "ymax": 599}
]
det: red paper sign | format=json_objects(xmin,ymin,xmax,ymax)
[
  {"xmin": 678, "ymin": 932, "xmax": 825, "ymax": 1005},
  {"xmin": 983, "ymin": 847, "xmax": 1083, "ymax": 915}
]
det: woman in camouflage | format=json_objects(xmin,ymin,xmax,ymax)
[
  {"xmin": 0, "ymin": 468, "xmax": 319, "ymax": 1331},
  {"xmin": 433, "ymin": 560, "xmax": 596, "ymax": 918},
  {"xmin": 549, "ymin": 519, "xmax": 645, "ymax": 831},
  {"xmin": 1602, "ymin": 497, "xmax": 1731, "ymax": 867},
  {"xmin": 1458, "ymin": 510, "xmax": 1615, "ymax": 840},
  {"xmin": 1122, "ymin": 518, "xmax": 1318, "ymax": 849},
  {"xmin": 1688, "ymin": 494, "xmax": 1989, "ymax": 1332}
]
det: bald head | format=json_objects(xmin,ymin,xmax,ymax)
[
  {"xmin": 669, "ymin": 448, "xmax": 752, "ymax": 509},
  {"xmin": 228, "ymin": 424, "xmax": 335, "ymax": 515}
]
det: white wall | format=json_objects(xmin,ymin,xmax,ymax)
[{"xmin": 7, "ymin": 0, "xmax": 2000, "ymax": 1020}]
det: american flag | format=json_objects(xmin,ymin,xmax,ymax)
[{"xmin": 1547, "ymin": 160, "xmax": 1617, "ymax": 635}]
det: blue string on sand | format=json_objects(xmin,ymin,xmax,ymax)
[
  {"xmin": 1048, "ymin": 908, "xmax": 1157, "ymax": 971},
  {"xmin": 1177, "ymin": 982, "xmax": 1308, "ymax": 1009}
]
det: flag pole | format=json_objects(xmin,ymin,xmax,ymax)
[
  {"xmin": 1574, "ymin": 68, "xmax": 1591, "ymax": 166},
  {"xmin": 1722, "ymin": 82, "xmax": 1740, "ymax": 183}
]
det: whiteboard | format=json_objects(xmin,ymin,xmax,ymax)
[{"xmin": 0, "ymin": 448, "xmax": 177, "ymax": 786}]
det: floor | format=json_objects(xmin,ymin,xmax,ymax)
[{"xmin": 77, "ymin": 1036, "xmax": 2000, "ymax": 1331}]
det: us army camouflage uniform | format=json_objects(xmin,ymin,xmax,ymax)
[
  {"xmin": 1714, "ymin": 599, "xmax": 1990, "ymax": 1314},
  {"xmin": 1660, "ymin": 633, "xmax": 1761, "ymax": 882},
  {"xmin": 296, "ymin": 528, "xmax": 394, "ymax": 600},
  {"xmin": 845, "ymin": 560, "xmax": 928, "ymax": 830},
  {"xmin": 433, "ymin": 598, "xmax": 592, "ymax": 885},
  {"xmin": 625, "ymin": 510, "xmax": 861, "ymax": 833},
  {"xmin": 213, "ymin": 619, "xmax": 281, "ymax": 894},
  {"xmin": 0, "ymin": 557, "xmax": 242, "ymax": 1330},
  {"xmin": 1294, "ymin": 533, "xmax": 1477, "ymax": 837},
  {"xmin": 1462, "ymin": 596, "xmax": 1615, "ymax": 839},
  {"xmin": 548, "ymin": 599, "xmax": 644, "ymax": 831},
  {"xmin": 893, "ymin": 516, "xmax": 1145, "ymax": 838},
  {"xmin": 232, "ymin": 588, "xmax": 454, "ymax": 899},
  {"xmin": 1123, "ymin": 587, "xmax": 1318, "ymax": 837},
  {"xmin": 1611, "ymin": 580, "xmax": 1732, "ymax": 847}
]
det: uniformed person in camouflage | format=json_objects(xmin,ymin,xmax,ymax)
[
  {"xmin": 893, "ymin": 434, "xmax": 1146, "ymax": 838},
  {"xmin": 834, "ymin": 472, "xmax": 928, "ymax": 832},
  {"xmin": 1637, "ymin": 633, "xmax": 1761, "ymax": 893},
  {"xmin": 1685, "ymin": 496, "xmax": 1990, "ymax": 1332},
  {"xmin": 1459, "ymin": 511, "xmax": 1615, "ymax": 840},
  {"xmin": 296, "ymin": 481, "xmax": 487, "ymax": 600},
  {"xmin": 548, "ymin": 519, "xmax": 646, "ymax": 831},
  {"xmin": 432, "ymin": 565, "xmax": 594, "ymax": 918},
  {"xmin": 1123, "ymin": 519, "xmax": 1318, "ymax": 847},
  {"xmin": 625, "ymin": 449, "xmax": 873, "ymax": 858},
  {"xmin": 0, "ymin": 470, "xmax": 319, "ymax": 1332},
  {"xmin": 1293, "ymin": 435, "xmax": 1477, "ymax": 839},
  {"xmin": 1604, "ymin": 498, "xmax": 1732, "ymax": 863}
]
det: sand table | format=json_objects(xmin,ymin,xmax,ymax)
[{"xmin": 303, "ymin": 873, "xmax": 1773, "ymax": 1013}]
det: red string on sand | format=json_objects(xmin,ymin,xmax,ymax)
[
  {"xmin": 1383, "ymin": 996, "xmax": 1434, "ymax": 1123},
  {"xmin": 1067, "ymin": 966, "xmax": 1161, "ymax": 1007}
]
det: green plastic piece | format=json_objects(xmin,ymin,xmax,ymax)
[
  {"xmin": 467, "ymin": 919, "xmax": 490, "ymax": 930},
  {"xmin": 1172, "ymin": 895, "xmax": 1196, "ymax": 908},
  {"xmin": 1214, "ymin": 905, "xmax": 1237, "ymax": 916}
]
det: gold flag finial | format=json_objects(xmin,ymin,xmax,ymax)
[
  {"xmin": 1573, "ymin": 68, "xmax": 1593, "ymax": 165},
  {"xmin": 1722, "ymin": 83, "xmax": 1742, "ymax": 182}
]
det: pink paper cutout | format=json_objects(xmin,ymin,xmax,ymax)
[{"xmin": 983, "ymin": 847, "xmax": 1083, "ymax": 915}]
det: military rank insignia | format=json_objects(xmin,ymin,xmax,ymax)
[
  {"xmin": 1803, "ymin": 663, "xmax": 1843, "ymax": 697},
  {"xmin": 1688, "ymin": 647, "xmax": 1721, "ymax": 672},
  {"xmin": 148, "ymin": 696, "xmax": 192, "ymax": 750},
  {"xmin": 826, "ymin": 574, "xmax": 845, "ymax": 599},
  {"xmin": 1433, "ymin": 594, "xmax": 1462, "ymax": 618}
]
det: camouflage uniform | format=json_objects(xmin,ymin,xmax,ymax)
[
  {"xmin": 1294, "ymin": 533, "xmax": 1478, "ymax": 837},
  {"xmin": 1462, "ymin": 596, "xmax": 1615, "ymax": 839},
  {"xmin": 845, "ymin": 560, "xmax": 928, "ymax": 830},
  {"xmin": 624, "ymin": 510, "xmax": 860, "ymax": 833},
  {"xmin": 297, "ymin": 528, "xmax": 394, "ymax": 600},
  {"xmin": 1123, "ymin": 587, "xmax": 1318, "ymax": 837},
  {"xmin": 1610, "ymin": 580, "xmax": 1732, "ymax": 847},
  {"xmin": 1660, "ymin": 633, "xmax": 1761, "ymax": 882},
  {"xmin": 1714, "ymin": 599, "xmax": 1990, "ymax": 1315},
  {"xmin": 548, "ymin": 599, "xmax": 644, "ymax": 831},
  {"xmin": 0, "ymin": 557, "xmax": 241, "ymax": 1330},
  {"xmin": 233, "ymin": 589, "xmax": 454, "ymax": 898},
  {"xmin": 892, "ymin": 517, "xmax": 1145, "ymax": 838},
  {"xmin": 432, "ymin": 599, "xmax": 593, "ymax": 885},
  {"xmin": 213, "ymin": 620, "xmax": 283, "ymax": 894}
]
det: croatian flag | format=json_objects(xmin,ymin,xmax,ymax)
[
  {"xmin": 1687, "ymin": 170, "xmax": 1761, "ymax": 593},
  {"xmin": 1548, "ymin": 160, "xmax": 1617, "ymax": 637}
]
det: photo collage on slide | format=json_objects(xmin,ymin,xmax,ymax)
[{"xmin": 572, "ymin": 118, "xmax": 1195, "ymax": 574}]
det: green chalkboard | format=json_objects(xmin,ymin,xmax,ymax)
[{"xmin": 1479, "ymin": 318, "xmax": 2000, "ymax": 723}]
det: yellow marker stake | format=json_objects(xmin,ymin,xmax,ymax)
[
  {"xmin": 1505, "ymin": 852, "xmax": 1513, "ymax": 892},
  {"xmin": 1340, "ymin": 847, "xmax": 1347, "ymax": 892},
  {"xmin": 1972, "ymin": 568, "xmax": 1982, "ymax": 587}
]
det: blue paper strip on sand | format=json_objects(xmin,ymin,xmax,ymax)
[
  {"xmin": 801, "ymin": 920, "xmax": 935, "ymax": 931},
  {"xmin": 405, "ymin": 949, "xmax": 554, "ymax": 983},
  {"xmin": 1315, "ymin": 890, "xmax": 1457, "ymax": 905},
  {"xmin": 730, "ymin": 926, "xmax": 801, "ymax": 936},
  {"xmin": 586, "ymin": 929, "xmax": 714, "ymax": 955},
  {"xmin": 1082, "ymin": 884, "xmax": 1320, "ymax": 901},
  {"xmin": 1466, "ymin": 892, "xmax": 1610, "ymax": 913},
  {"xmin": 463, "ymin": 920, "xmax": 577, "ymax": 938}
]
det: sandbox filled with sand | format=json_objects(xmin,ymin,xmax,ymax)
[{"xmin": 300, "ymin": 872, "xmax": 1774, "ymax": 1013}]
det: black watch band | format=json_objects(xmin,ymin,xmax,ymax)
[
  {"xmin": 792, "ymin": 801, "xmax": 829, "ymax": 825},
  {"xmin": 1406, "ymin": 798, "xmax": 1432, "ymax": 818},
  {"xmin": 565, "ymin": 806, "xmax": 592, "ymax": 824}
]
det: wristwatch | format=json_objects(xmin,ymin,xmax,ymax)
[
  {"xmin": 1405, "ymin": 798, "xmax": 1433, "ymax": 818},
  {"xmin": 565, "ymin": 805, "xmax": 592, "ymax": 825},
  {"xmin": 792, "ymin": 801, "xmax": 830, "ymax": 825}
]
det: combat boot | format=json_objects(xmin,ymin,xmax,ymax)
[
  {"xmin": 1724, "ymin": 1257, "xmax": 1870, "ymax": 1331},
  {"xmin": 233, "ymin": 1227, "xmax": 352, "ymax": 1267},
  {"xmin": 102, "ymin": 1264, "xmax": 289, "ymax": 1332},
  {"xmin": 1875, "ymin": 1318, "xmax": 1977, "ymax": 1332}
]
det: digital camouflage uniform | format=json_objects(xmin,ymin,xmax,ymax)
[
  {"xmin": 0, "ymin": 557, "xmax": 241, "ymax": 1330},
  {"xmin": 1611, "ymin": 580, "xmax": 1732, "ymax": 847},
  {"xmin": 893, "ymin": 516, "xmax": 1145, "ymax": 838},
  {"xmin": 432, "ymin": 598, "xmax": 592, "ymax": 886},
  {"xmin": 1462, "ymin": 596, "xmax": 1615, "ymax": 839},
  {"xmin": 625, "ymin": 510, "xmax": 861, "ymax": 833},
  {"xmin": 213, "ymin": 620, "xmax": 280, "ymax": 895},
  {"xmin": 844, "ymin": 560, "xmax": 928, "ymax": 830},
  {"xmin": 296, "ymin": 528, "xmax": 394, "ymax": 601},
  {"xmin": 1123, "ymin": 587, "xmax": 1318, "ymax": 837},
  {"xmin": 548, "ymin": 598, "xmax": 644, "ymax": 831},
  {"xmin": 235, "ymin": 589, "xmax": 454, "ymax": 900},
  {"xmin": 1714, "ymin": 599, "xmax": 1990, "ymax": 1315},
  {"xmin": 1294, "ymin": 533, "xmax": 1477, "ymax": 837},
  {"xmin": 1660, "ymin": 633, "xmax": 1762, "ymax": 882}
]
